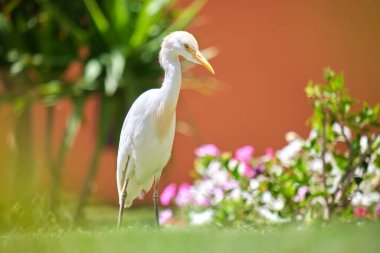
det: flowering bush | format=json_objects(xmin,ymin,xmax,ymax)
[{"xmin": 160, "ymin": 69, "xmax": 380, "ymax": 226}]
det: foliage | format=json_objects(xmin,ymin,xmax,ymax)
[
  {"xmin": 0, "ymin": 0, "xmax": 206, "ymax": 223},
  {"xmin": 159, "ymin": 69, "xmax": 380, "ymax": 226}
]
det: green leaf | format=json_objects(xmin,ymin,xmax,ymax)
[
  {"xmin": 305, "ymin": 82, "xmax": 314, "ymax": 98},
  {"xmin": 145, "ymin": 0, "xmax": 206, "ymax": 51},
  {"xmin": 83, "ymin": 0, "xmax": 110, "ymax": 34},
  {"xmin": 331, "ymin": 73, "xmax": 344, "ymax": 90},
  {"xmin": 84, "ymin": 59, "xmax": 102, "ymax": 83},
  {"xmin": 42, "ymin": 1, "xmax": 87, "ymax": 42},
  {"xmin": 112, "ymin": 0, "xmax": 129, "ymax": 32},
  {"xmin": 104, "ymin": 49, "xmax": 125, "ymax": 96},
  {"xmin": 129, "ymin": 0, "xmax": 171, "ymax": 49},
  {"xmin": 56, "ymin": 99, "xmax": 85, "ymax": 168},
  {"xmin": 324, "ymin": 68, "xmax": 335, "ymax": 82},
  {"xmin": 165, "ymin": 0, "xmax": 206, "ymax": 33},
  {"xmin": 63, "ymin": 101, "xmax": 83, "ymax": 150},
  {"xmin": 0, "ymin": 13, "xmax": 10, "ymax": 32}
]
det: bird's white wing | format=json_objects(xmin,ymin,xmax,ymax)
[{"xmin": 116, "ymin": 89, "xmax": 159, "ymax": 197}]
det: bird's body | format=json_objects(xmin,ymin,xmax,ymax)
[
  {"xmin": 116, "ymin": 88, "xmax": 176, "ymax": 207},
  {"xmin": 116, "ymin": 31, "xmax": 214, "ymax": 227}
]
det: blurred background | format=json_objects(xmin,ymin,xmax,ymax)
[{"xmin": 0, "ymin": 0, "xmax": 379, "ymax": 223}]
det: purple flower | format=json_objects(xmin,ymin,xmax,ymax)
[
  {"xmin": 160, "ymin": 183, "xmax": 177, "ymax": 206},
  {"xmin": 255, "ymin": 164, "xmax": 265, "ymax": 175},
  {"xmin": 159, "ymin": 209, "xmax": 173, "ymax": 224},
  {"xmin": 235, "ymin": 145, "xmax": 254, "ymax": 162},
  {"xmin": 294, "ymin": 186, "xmax": 309, "ymax": 203},
  {"xmin": 175, "ymin": 183, "xmax": 191, "ymax": 207},
  {"xmin": 195, "ymin": 144, "xmax": 220, "ymax": 157}
]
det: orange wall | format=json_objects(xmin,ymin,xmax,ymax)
[
  {"xmin": 67, "ymin": 0, "xmax": 380, "ymax": 205},
  {"xmin": 6, "ymin": 0, "xmax": 380, "ymax": 205}
]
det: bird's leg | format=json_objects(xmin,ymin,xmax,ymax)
[
  {"xmin": 153, "ymin": 178, "xmax": 160, "ymax": 227},
  {"xmin": 117, "ymin": 179, "xmax": 128, "ymax": 228}
]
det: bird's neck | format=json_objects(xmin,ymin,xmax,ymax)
[{"xmin": 160, "ymin": 52, "xmax": 181, "ymax": 110}]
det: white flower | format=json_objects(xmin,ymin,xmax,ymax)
[
  {"xmin": 189, "ymin": 210, "xmax": 214, "ymax": 225},
  {"xmin": 211, "ymin": 188, "xmax": 224, "ymax": 204},
  {"xmin": 307, "ymin": 130, "xmax": 318, "ymax": 140},
  {"xmin": 328, "ymin": 166, "xmax": 342, "ymax": 193},
  {"xmin": 368, "ymin": 160, "xmax": 377, "ymax": 174},
  {"xmin": 360, "ymin": 136, "xmax": 368, "ymax": 153},
  {"xmin": 191, "ymin": 180, "xmax": 213, "ymax": 206},
  {"xmin": 241, "ymin": 191, "xmax": 254, "ymax": 204},
  {"xmin": 262, "ymin": 191, "xmax": 272, "ymax": 203},
  {"xmin": 210, "ymin": 168, "xmax": 229, "ymax": 186},
  {"xmin": 352, "ymin": 192, "xmax": 380, "ymax": 206},
  {"xmin": 207, "ymin": 161, "xmax": 222, "ymax": 175},
  {"xmin": 159, "ymin": 209, "xmax": 173, "ymax": 224},
  {"xmin": 228, "ymin": 159, "xmax": 239, "ymax": 170},
  {"xmin": 229, "ymin": 188, "xmax": 241, "ymax": 201},
  {"xmin": 258, "ymin": 207, "xmax": 290, "ymax": 223},
  {"xmin": 332, "ymin": 122, "xmax": 351, "ymax": 140},
  {"xmin": 308, "ymin": 159, "xmax": 323, "ymax": 173},
  {"xmin": 351, "ymin": 193, "xmax": 362, "ymax": 206},
  {"xmin": 249, "ymin": 179, "xmax": 260, "ymax": 190},
  {"xmin": 261, "ymin": 191, "xmax": 284, "ymax": 211},
  {"xmin": 271, "ymin": 165, "xmax": 283, "ymax": 176},
  {"xmin": 272, "ymin": 199, "xmax": 285, "ymax": 211},
  {"xmin": 277, "ymin": 138, "xmax": 304, "ymax": 167},
  {"xmin": 355, "ymin": 167, "xmax": 364, "ymax": 178}
]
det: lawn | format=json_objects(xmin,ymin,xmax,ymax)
[{"xmin": 1, "ymin": 205, "xmax": 379, "ymax": 253}]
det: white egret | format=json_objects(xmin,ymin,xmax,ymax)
[{"xmin": 116, "ymin": 31, "xmax": 215, "ymax": 227}]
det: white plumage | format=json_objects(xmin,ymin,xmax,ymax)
[{"xmin": 116, "ymin": 31, "xmax": 214, "ymax": 227}]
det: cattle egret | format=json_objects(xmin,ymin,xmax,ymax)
[{"xmin": 117, "ymin": 31, "xmax": 215, "ymax": 227}]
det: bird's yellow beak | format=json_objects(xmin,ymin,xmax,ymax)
[
  {"xmin": 188, "ymin": 49, "xmax": 215, "ymax": 74},
  {"xmin": 195, "ymin": 50, "xmax": 215, "ymax": 74}
]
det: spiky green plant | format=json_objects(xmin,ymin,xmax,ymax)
[{"xmin": 0, "ymin": 0, "xmax": 206, "ymax": 225}]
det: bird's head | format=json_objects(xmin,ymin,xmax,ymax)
[{"xmin": 160, "ymin": 31, "xmax": 215, "ymax": 74}]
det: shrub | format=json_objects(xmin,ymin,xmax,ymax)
[{"xmin": 160, "ymin": 69, "xmax": 380, "ymax": 226}]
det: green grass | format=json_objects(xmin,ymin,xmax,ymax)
[{"xmin": 1, "ymin": 206, "xmax": 380, "ymax": 253}]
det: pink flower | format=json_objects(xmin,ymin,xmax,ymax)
[
  {"xmin": 294, "ymin": 186, "xmax": 309, "ymax": 202},
  {"xmin": 235, "ymin": 145, "xmax": 254, "ymax": 162},
  {"xmin": 265, "ymin": 147, "xmax": 275, "ymax": 160},
  {"xmin": 239, "ymin": 161, "xmax": 256, "ymax": 178},
  {"xmin": 195, "ymin": 144, "xmax": 220, "ymax": 157},
  {"xmin": 376, "ymin": 203, "xmax": 380, "ymax": 213},
  {"xmin": 354, "ymin": 207, "xmax": 367, "ymax": 217},
  {"xmin": 160, "ymin": 183, "xmax": 177, "ymax": 206},
  {"xmin": 175, "ymin": 183, "xmax": 191, "ymax": 207},
  {"xmin": 159, "ymin": 209, "xmax": 173, "ymax": 224}
]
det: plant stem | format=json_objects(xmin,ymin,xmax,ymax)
[
  {"xmin": 321, "ymin": 108, "xmax": 330, "ymax": 220},
  {"xmin": 74, "ymin": 96, "xmax": 111, "ymax": 221},
  {"xmin": 74, "ymin": 141, "xmax": 103, "ymax": 221},
  {"xmin": 45, "ymin": 107, "xmax": 60, "ymax": 213},
  {"xmin": 12, "ymin": 105, "xmax": 35, "ymax": 202},
  {"xmin": 49, "ymin": 100, "xmax": 83, "ymax": 214},
  {"xmin": 339, "ymin": 137, "xmax": 373, "ymax": 207}
]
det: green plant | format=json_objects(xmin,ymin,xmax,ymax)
[
  {"xmin": 0, "ymin": 0, "xmax": 206, "ymax": 225},
  {"xmin": 159, "ymin": 69, "xmax": 380, "ymax": 226}
]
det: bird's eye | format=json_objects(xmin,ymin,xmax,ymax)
[{"xmin": 184, "ymin": 44, "xmax": 189, "ymax": 50}]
